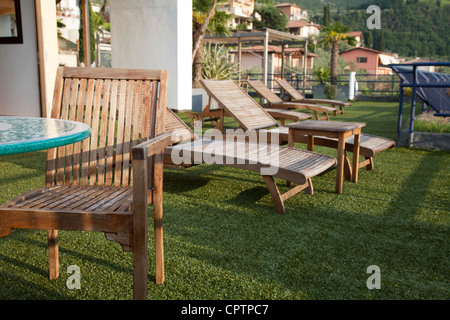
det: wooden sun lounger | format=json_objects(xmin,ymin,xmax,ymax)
[
  {"xmin": 247, "ymin": 80, "xmax": 338, "ymax": 120},
  {"xmin": 198, "ymin": 79, "xmax": 395, "ymax": 174},
  {"xmin": 186, "ymin": 81, "xmax": 312, "ymax": 130},
  {"xmin": 276, "ymin": 78, "xmax": 352, "ymax": 114},
  {"xmin": 164, "ymin": 109, "xmax": 336, "ymax": 215}
]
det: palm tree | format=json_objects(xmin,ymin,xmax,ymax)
[
  {"xmin": 319, "ymin": 22, "xmax": 356, "ymax": 85},
  {"xmin": 192, "ymin": 0, "xmax": 231, "ymax": 86}
]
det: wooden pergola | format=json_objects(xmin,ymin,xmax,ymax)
[{"xmin": 204, "ymin": 28, "xmax": 308, "ymax": 93}]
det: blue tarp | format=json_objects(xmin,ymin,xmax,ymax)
[
  {"xmin": 389, "ymin": 62, "xmax": 450, "ymax": 145},
  {"xmin": 391, "ymin": 63, "xmax": 450, "ymax": 116}
]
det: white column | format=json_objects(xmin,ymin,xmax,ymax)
[
  {"xmin": 110, "ymin": 0, "xmax": 192, "ymax": 111},
  {"xmin": 36, "ymin": 0, "xmax": 59, "ymax": 118},
  {"xmin": 0, "ymin": 0, "xmax": 41, "ymax": 116}
]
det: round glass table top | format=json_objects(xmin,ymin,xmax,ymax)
[{"xmin": 0, "ymin": 116, "xmax": 91, "ymax": 155}]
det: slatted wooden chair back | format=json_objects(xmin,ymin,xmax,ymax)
[
  {"xmin": 199, "ymin": 79, "xmax": 279, "ymax": 131},
  {"xmin": 247, "ymin": 80, "xmax": 285, "ymax": 104},
  {"xmin": 46, "ymin": 67, "xmax": 168, "ymax": 189},
  {"xmin": 276, "ymin": 78, "xmax": 305, "ymax": 100}
]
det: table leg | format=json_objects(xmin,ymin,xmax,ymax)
[
  {"xmin": 288, "ymin": 129, "xmax": 294, "ymax": 148},
  {"xmin": 307, "ymin": 135, "xmax": 314, "ymax": 151},
  {"xmin": 351, "ymin": 130, "xmax": 361, "ymax": 183},
  {"xmin": 335, "ymin": 133, "xmax": 345, "ymax": 194}
]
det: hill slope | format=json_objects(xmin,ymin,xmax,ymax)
[{"xmin": 272, "ymin": 0, "xmax": 450, "ymax": 59}]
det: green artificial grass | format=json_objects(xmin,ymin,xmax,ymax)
[{"xmin": 0, "ymin": 101, "xmax": 448, "ymax": 300}]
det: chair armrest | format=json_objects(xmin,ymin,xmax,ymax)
[{"xmin": 132, "ymin": 132, "xmax": 173, "ymax": 160}]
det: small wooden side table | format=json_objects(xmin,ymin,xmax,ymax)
[{"xmin": 285, "ymin": 120, "xmax": 366, "ymax": 194}]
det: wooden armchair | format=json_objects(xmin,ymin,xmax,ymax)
[{"xmin": 0, "ymin": 67, "xmax": 172, "ymax": 299}]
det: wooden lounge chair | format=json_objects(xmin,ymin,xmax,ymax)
[
  {"xmin": 247, "ymin": 80, "xmax": 338, "ymax": 120},
  {"xmin": 186, "ymin": 80, "xmax": 312, "ymax": 130},
  {"xmin": 0, "ymin": 67, "xmax": 173, "ymax": 300},
  {"xmin": 164, "ymin": 108, "xmax": 337, "ymax": 215},
  {"xmin": 276, "ymin": 78, "xmax": 352, "ymax": 114},
  {"xmin": 198, "ymin": 79, "xmax": 395, "ymax": 176}
]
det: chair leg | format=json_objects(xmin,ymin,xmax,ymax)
[
  {"xmin": 344, "ymin": 154, "xmax": 352, "ymax": 181},
  {"xmin": 153, "ymin": 152, "xmax": 165, "ymax": 285},
  {"xmin": 133, "ymin": 235, "xmax": 148, "ymax": 300},
  {"xmin": 132, "ymin": 157, "xmax": 149, "ymax": 300},
  {"xmin": 262, "ymin": 175, "xmax": 285, "ymax": 215},
  {"xmin": 365, "ymin": 157, "xmax": 374, "ymax": 171},
  {"xmin": 48, "ymin": 229, "xmax": 59, "ymax": 280}
]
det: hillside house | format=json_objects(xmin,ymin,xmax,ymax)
[
  {"xmin": 348, "ymin": 31, "xmax": 363, "ymax": 47},
  {"xmin": 340, "ymin": 47, "xmax": 398, "ymax": 75},
  {"xmin": 275, "ymin": 3, "xmax": 308, "ymax": 21},
  {"xmin": 287, "ymin": 20, "xmax": 321, "ymax": 38},
  {"xmin": 217, "ymin": 0, "xmax": 260, "ymax": 30}
]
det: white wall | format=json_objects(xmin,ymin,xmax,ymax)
[
  {"xmin": 0, "ymin": 0, "xmax": 41, "ymax": 116},
  {"xmin": 110, "ymin": 0, "xmax": 192, "ymax": 111},
  {"xmin": 36, "ymin": 0, "xmax": 59, "ymax": 118}
]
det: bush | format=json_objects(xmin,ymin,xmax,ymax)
[
  {"xmin": 201, "ymin": 43, "xmax": 240, "ymax": 80},
  {"xmin": 324, "ymin": 84, "xmax": 337, "ymax": 99}
]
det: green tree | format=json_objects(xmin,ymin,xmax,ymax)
[
  {"xmin": 379, "ymin": 30, "xmax": 385, "ymax": 52},
  {"xmin": 323, "ymin": 4, "xmax": 331, "ymax": 27},
  {"xmin": 192, "ymin": 0, "xmax": 231, "ymax": 86},
  {"xmin": 365, "ymin": 31, "xmax": 373, "ymax": 48},
  {"xmin": 319, "ymin": 22, "xmax": 356, "ymax": 85},
  {"xmin": 253, "ymin": 5, "xmax": 289, "ymax": 32}
]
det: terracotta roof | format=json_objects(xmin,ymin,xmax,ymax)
[
  {"xmin": 276, "ymin": 3, "xmax": 301, "ymax": 9},
  {"xmin": 287, "ymin": 20, "xmax": 321, "ymax": 29},
  {"xmin": 348, "ymin": 31, "xmax": 363, "ymax": 38},
  {"xmin": 340, "ymin": 46, "xmax": 393, "ymax": 56}
]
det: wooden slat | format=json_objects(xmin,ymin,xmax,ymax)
[
  {"xmin": 97, "ymin": 79, "xmax": 112, "ymax": 185},
  {"xmin": 80, "ymin": 78, "xmax": 95, "ymax": 185},
  {"xmin": 114, "ymin": 80, "xmax": 128, "ymax": 186},
  {"xmin": 64, "ymin": 78, "xmax": 80, "ymax": 185},
  {"xmin": 46, "ymin": 68, "xmax": 65, "ymax": 186},
  {"xmin": 72, "ymin": 78, "xmax": 87, "ymax": 186},
  {"xmin": 129, "ymin": 80, "xmax": 143, "ymax": 186},
  {"xmin": 56, "ymin": 78, "xmax": 73, "ymax": 185},
  {"xmin": 105, "ymin": 79, "xmax": 119, "ymax": 185},
  {"xmin": 62, "ymin": 67, "xmax": 165, "ymax": 81},
  {"xmin": 89, "ymin": 79, "xmax": 103, "ymax": 186},
  {"xmin": 121, "ymin": 80, "xmax": 135, "ymax": 187},
  {"xmin": 142, "ymin": 80, "xmax": 152, "ymax": 140}
]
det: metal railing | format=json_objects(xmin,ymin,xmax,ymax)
[{"xmin": 239, "ymin": 72, "xmax": 402, "ymax": 98}]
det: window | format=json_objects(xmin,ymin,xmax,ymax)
[{"xmin": 357, "ymin": 57, "xmax": 368, "ymax": 63}]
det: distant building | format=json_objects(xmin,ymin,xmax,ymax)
[
  {"xmin": 340, "ymin": 47, "xmax": 399, "ymax": 75},
  {"xmin": 56, "ymin": 0, "xmax": 80, "ymax": 66},
  {"xmin": 348, "ymin": 31, "xmax": 364, "ymax": 47},
  {"xmin": 276, "ymin": 3, "xmax": 308, "ymax": 21},
  {"xmin": 287, "ymin": 20, "xmax": 321, "ymax": 38},
  {"xmin": 230, "ymin": 45, "xmax": 317, "ymax": 74},
  {"xmin": 217, "ymin": 0, "xmax": 260, "ymax": 30}
]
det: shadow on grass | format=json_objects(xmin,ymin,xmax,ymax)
[{"xmin": 0, "ymin": 270, "xmax": 68, "ymax": 300}]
